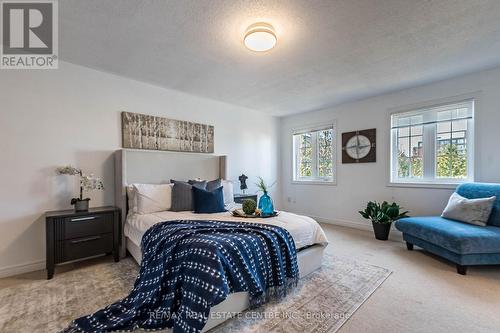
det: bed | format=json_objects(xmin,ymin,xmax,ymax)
[{"xmin": 114, "ymin": 149, "xmax": 328, "ymax": 332}]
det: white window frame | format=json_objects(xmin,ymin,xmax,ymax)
[
  {"xmin": 389, "ymin": 98, "xmax": 475, "ymax": 188},
  {"xmin": 292, "ymin": 121, "xmax": 337, "ymax": 185}
]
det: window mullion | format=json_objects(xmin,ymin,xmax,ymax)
[
  {"xmin": 293, "ymin": 136, "xmax": 298, "ymax": 181},
  {"xmin": 391, "ymin": 129, "xmax": 398, "ymax": 182},
  {"xmin": 312, "ymin": 132, "xmax": 318, "ymax": 178},
  {"xmin": 423, "ymin": 122, "xmax": 435, "ymax": 180},
  {"xmin": 466, "ymin": 118, "xmax": 474, "ymax": 181},
  {"xmin": 449, "ymin": 122, "xmax": 454, "ymax": 177}
]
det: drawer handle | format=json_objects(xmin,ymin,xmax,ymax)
[
  {"xmin": 70, "ymin": 216, "xmax": 97, "ymax": 222},
  {"xmin": 70, "ymin": 236, "xmax": 101, "ymax": 244}
]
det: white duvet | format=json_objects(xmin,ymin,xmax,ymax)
[{"xmin": 124, "ymin": 207, "xmax": 328, "ymax": 250}]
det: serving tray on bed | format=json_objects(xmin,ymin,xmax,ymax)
[{"xmin": 231, "ymin": 209, "xmax": 279, "ymax": 218}]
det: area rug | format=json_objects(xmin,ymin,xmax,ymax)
[{"xmin": 0, "ymin": 253, "xmax": 391, "ymax": 333}]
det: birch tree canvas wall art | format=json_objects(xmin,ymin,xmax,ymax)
[{"xmin": 121, "ymin": 112, "xmax": 214, "ymax": 153}]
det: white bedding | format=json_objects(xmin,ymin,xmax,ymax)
[{"xmin": 124, "ymin": 208, "xmax": 328, "ymax": 250}]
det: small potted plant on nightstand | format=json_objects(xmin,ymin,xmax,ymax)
[
  {"xmin": 56, "ymin": 165, "xmax": 104, "ymax": 211},
  {"xmin": 359, "ymin": 201, "xmax": 409, "ymax": 240}
]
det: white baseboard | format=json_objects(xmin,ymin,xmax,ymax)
[
  {"xmin": 311, "ymin": 215, "xmax": 403, "ymax": 241},
  {"xmin": 0, "ymin": 260, "xmax": 45, "ymax": 279},
  {"xmin": 311, "ymin": 215, "xmax": 372, "ymax": 231},
  {"xmin": 0, "ymin": 254, "xmax": 110, "ymax": 279}
]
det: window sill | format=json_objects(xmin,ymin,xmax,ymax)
[
  {"xmin": 386, "ymin": 181, "xmax": 467, "ymax": 189},
  {"xmin": 292, "ymin": 180, "xmax": 337, "ymax": 186}
]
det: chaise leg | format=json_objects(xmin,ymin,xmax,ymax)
[
  {"xmin": 406, "ymin": 242, "xmax": 414, "ymax": 251},
  {"xmin": 456, "ymin": 264, "xmax": 468, "ymax": 275}
]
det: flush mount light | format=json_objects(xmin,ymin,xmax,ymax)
[{"xmin": 244, "ymin": 23, "xmax": 277, "ymax": 52}]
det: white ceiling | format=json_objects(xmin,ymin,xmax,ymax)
[{"xmin": 60, "ymin": 0, "xmax": 500, "ymax": 116}]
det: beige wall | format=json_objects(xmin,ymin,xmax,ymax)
[
  {"xmin": 0, "ymin": 61, "xmax": 280, "ymax": 277},
  {"xmin": 279, "ymin": 66, "xmax": 500, "ymax": 230}
]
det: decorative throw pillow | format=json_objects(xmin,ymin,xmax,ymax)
[
  {"xmin": 170, "ymin": 180, "xmax": 207, "ymax": 211},
  {"xmin": 206, "ymin": 179, "xmax": 222, "ymax": 192},
  {"xmin": 187, "ymin": 179, "xmax": 220, "ymax": 190},
  {"xmin": 221, "ymin": 180, "xmax": 234, "ymax": 206},
  {"xmin": 133, "ymin": 183, "xmax": 173, "ymax": 214},
  {"xmin": 441, "ymin": 192, "xmax": 496, "ymax": 226},
  {"xmin": 181, "ymin": 179, "xmax": 207, "ymax": 189},
  {"xmin": 192, "ymin": 186, "xmax": 226, "ymax": 214}
]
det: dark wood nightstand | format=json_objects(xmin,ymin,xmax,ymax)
[
  {"xmin": 234, "ymin": 194, "xmax": 258, "ymax": 204},
  {"xmin": 45, "ymin": 206, "xmax": 120, "ymax": 279}
]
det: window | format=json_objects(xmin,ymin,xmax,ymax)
[
  {"xmin": 293, "ymin": 124, "xmax": 335, "ymax": 183},
  {"xmin": 390, "ymin": 100, "xmax": 474, "ymax": 185}
]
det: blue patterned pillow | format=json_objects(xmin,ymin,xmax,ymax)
[{"xmin": 193, "ymin": 186, "xmax": 226, "ymax": 213}]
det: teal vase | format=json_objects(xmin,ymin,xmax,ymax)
[{"xmin": 258, "ymin": 191, "xmax": 274, "ymax": 216}]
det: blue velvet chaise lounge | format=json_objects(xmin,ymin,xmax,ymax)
[{"xmin": 395, "ymin": 183, "xmax": 500, "ymax": 275}]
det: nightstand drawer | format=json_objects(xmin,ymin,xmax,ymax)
[
  {"xmin": 61, "ymin": 233, "xmax": 113, "ymax": 262},
  {"xmin": 63, "ymin": 213, "xmax": 113, "ymax": 240}
]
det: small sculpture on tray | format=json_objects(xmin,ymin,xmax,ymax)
[
  {"xmin": 242, "ymin": 199, "xmax": 257, "ymax": 215},
  {"xmin": 238, "ymin": 174, "xmax": 248, "ymax": 194}
]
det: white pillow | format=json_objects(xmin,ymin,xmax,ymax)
[
  {"xmin": 126, "ymin": 185, "xmax": 137, "ymax": 213},
  {"xmin": 133, "ymin": 183, "xmax": 173, "ymax": 214},
  {"xmin": 441, "ymin": 192, "xmax": 496, "ymax": 226},
  {"xmin": 221, "ymin": 180, "xmax": 234, "ymax": 206}
]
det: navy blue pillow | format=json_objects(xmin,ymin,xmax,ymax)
[{"xmin": 193, "ymin": 186, "xmax": 226, "ymax": 214}]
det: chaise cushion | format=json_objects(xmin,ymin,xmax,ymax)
[{"xmin": 395, "ymin": 216, "xmax": 500, "ymax": 255}]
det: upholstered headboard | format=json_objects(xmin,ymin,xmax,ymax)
[{"xmin": 114, "ymin": 149, "xmax": 227, "ymax": 256}]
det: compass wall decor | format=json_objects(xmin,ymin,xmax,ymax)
[{"xmin": 342, "ymin": 128, "xmax": 376, "ymax": 163}]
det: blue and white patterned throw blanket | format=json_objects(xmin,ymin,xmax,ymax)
[{"xmin": 64, "ymin": 220, "xmax": 299, "ymax": 333}]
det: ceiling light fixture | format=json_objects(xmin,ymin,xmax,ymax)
[{"xmin": 244, "ymin": 23, "xmax": 277, "ymax": 52}]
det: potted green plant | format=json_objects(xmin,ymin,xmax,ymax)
[
  {"xmin": 359, "ymin": 201, "xmax": 409, "ymax": 240},
  {"xmin": 56, "ymin": 165, "xmax": 104, "ymax": 211}
]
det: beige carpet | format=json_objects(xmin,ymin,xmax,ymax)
[
  {"xmin": 3, "ymin": 224, "xmax": 500, "ymax": 333},
  {"xmin": 319, "ymin": 224, "xmax": 500, "ymax": 333},
  {"xmin": 0, "ymin": 253, "xmax": 390, "ymax": 333}
]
